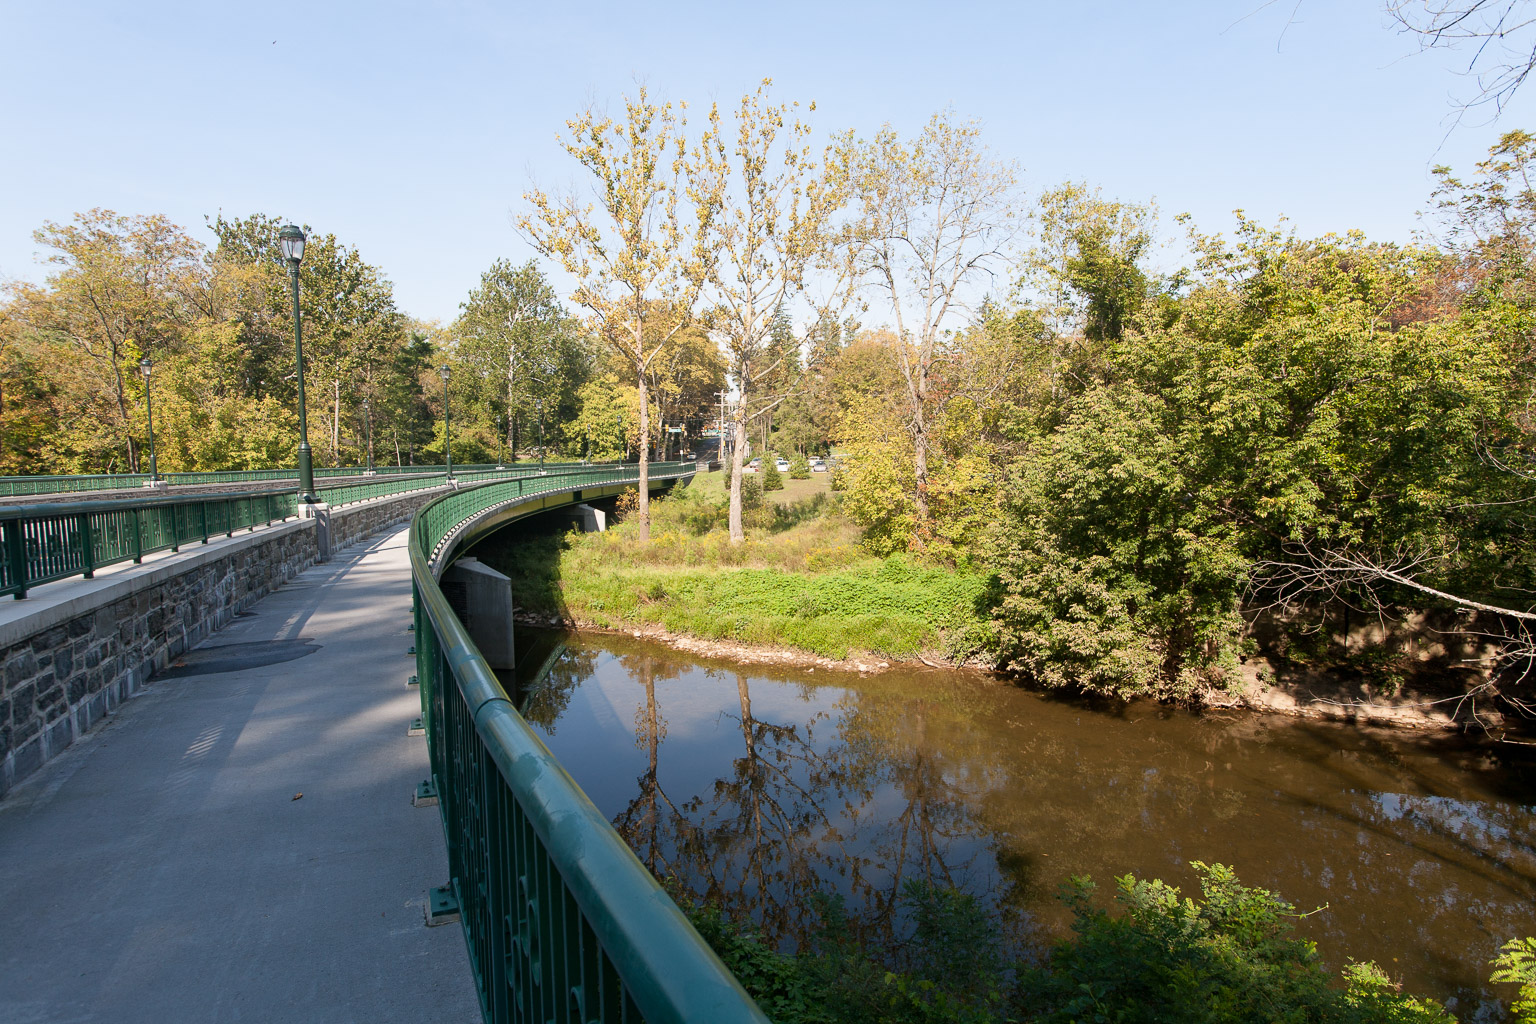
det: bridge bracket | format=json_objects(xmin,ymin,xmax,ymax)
[
  {"xmin": 425, "ymin": 885, "xmax": 461, "ymax": 927},
  {"xmin": 413, "ymin": 779, "xmax": 439, "ymax": 806},
  {"xmin": 408, "ymin": 717, "xmax": 425, "ymax": 736}
]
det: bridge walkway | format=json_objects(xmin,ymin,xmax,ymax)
[{"xmin": 0, "ymin": 524, "xmax": 478, "ymax": 1023}]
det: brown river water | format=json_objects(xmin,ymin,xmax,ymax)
[{"xmin": 503, "ymin": 629, "xmax": 1535, "ymax": 1020}]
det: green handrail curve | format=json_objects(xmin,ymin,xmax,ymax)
[
  {"xmin": 0, "ymin": 461, "xmax": 610, "ymax": 497},
  {"xmin": 0, "ymin": 464, "xmax": 604, "ymax": 599},
  {"xmin": 409, "ymin": 463, "xmax": 769, "ymax": 1024}
]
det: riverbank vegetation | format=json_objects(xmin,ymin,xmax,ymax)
[
  {"xmin": 3, "ymin": 94, "xmax": 1530, "ymax": 713},
  {"xmin": 490, "ymin": 484, "xmax": 994, "ymax": 662},
  {"xmin": 685, "ymin": 863, "xmax": 1482, "ymax": 1023}
]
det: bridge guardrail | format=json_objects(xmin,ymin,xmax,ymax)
[
  {"xmin": 409, "ymin": 464, "xmax": 768, "ymax": 1024},
  {"xmin": 0, "ymin": 461, "xmax": 612, "ymax": 497},
  {"xmin": 0, "ymin": 464, "xmax": 607, "ymax": 599}
]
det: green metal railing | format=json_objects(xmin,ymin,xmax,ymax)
[
  {"xmin": 0, "ymin": 461, "xmax": 604, "ymax": 497},
  {"xmin": 0, "ymin": 463, "xmax": 602, "ymax": 599},
  {"xmin": 0, "ymin": 489, "xmax": 300, "ymax": 598},
  {"xmin": 409, "ymin": 465, "xmax": 768, "ymax": 1024}
]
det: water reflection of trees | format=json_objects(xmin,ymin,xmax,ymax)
[
  {"xmin": 539, "ymin": 640, "xmax": 1536, "ymax": 1007},
  {"xmin": 603, "ymin": 650, "xmax": 1024, "ymax": 949}
]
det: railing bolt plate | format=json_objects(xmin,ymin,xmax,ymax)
[
  {"xmin": 426, "ymin": 885, "xmax": 460, "ymax": 927},
  {"xmin": 408, "ymin": 717, "xmax": 425, "ymax": 736},
  {"xmin": 413, "ymin": 780, "xmax": 439, "ymax": 806}
]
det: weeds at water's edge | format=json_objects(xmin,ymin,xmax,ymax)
[{"xmin": 482, "ymin": 486, "xmax": 1001, "ymax": 666}]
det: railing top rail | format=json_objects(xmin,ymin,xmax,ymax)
[
  {"xmin": 0, "ymin": 485, "xmax": 300, "ymax": 520},
  {"xmin": 0, "ymin": 462, "xmax": 645, "ymax": 519},
  {"xmin": 408, "ymin": 464, "xmax": 760, "ymax": 1023}
]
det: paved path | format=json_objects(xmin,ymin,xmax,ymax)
[{"xmin": 0, "ymin": 525, "xmax": 479, "ymax": 1023}]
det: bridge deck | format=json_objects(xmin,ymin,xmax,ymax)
[{"xmin": 0, "ymin": 524, "xmax": 479, "ymax": 1023}]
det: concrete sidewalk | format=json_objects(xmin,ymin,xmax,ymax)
[{"xmin": 0, "ymin": 525, "xmax": 479, "ymax": 1023}]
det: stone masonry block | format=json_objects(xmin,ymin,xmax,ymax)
[
  {"xmin": 6, "ymin": 651, "xmax": 37, "ymax": 688},
  {"xmin": 32, "ymin": 626, "xmax": 68, "ymax": 654},
  {"xmin": 11, "ymin": 681, "xmax": 35, "ymax": 715}
]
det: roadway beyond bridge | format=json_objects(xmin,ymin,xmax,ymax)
[{"xmin": 0, "ymin": 525, "xmax": 481, "ymax": 1022}]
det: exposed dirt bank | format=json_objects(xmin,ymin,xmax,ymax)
[{"xmin": 516, "ymin": 611, "xmax": 1528, "ymax": 739}]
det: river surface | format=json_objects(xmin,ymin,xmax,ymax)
[{"xmin": 504, "ymin": 630, "xmax": 1535, "ymax": 1020}]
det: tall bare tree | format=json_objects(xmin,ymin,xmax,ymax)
[
  {"xmin": 700, "ymin": 80, "xmax": 838, "ymax": 542},
  {"xmin": 834, "ymin": 112, "xmax": 1019, "ymax": 545},
  {"xmin": 1389, "ymin": 0, "xmax": 1536, "ymax": 117},
  {"xmin": 521, "ymin": 87, "xmax": 723, "ymax": 541}
]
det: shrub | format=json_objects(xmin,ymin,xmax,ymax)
[
  {"xmin": 789, "ymin": 454, "xmax": 811, "ymax": 479},
  {"xmin": 1492, "ymin": 938, "xmax": 1536, "ymax": 1023},
  {"xmin": 764, "ymin": 455, "xmax": 784, "ymax": 491},
  {"xmin": 741, "ymin": 475, "xmax": 764, "ymax": 509},
  {"xmin": 613, "ymin": 489, "xmax": 639, "ymax": 522}
]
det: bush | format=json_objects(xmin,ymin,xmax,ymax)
[
  {"xmin": 1492, "ymin": 938, "xmax": 1536, "ymax": 1023},
  {"xmin": 741, "ymin": 475, "xmax": 764, "ymax": 510},
  {"xmin": 789, "ymin": 454, "xmax": 811, "ymax": 479},
  {"xmin": 690, "ymin": 864, "xmax": 1452, "ymax": 1024},
  {"xmin": 764, "ymin": 454, "xmax": 784, "ymax": 491}
]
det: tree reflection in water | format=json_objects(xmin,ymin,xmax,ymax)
[{"xmin": 511, "ymin": 631, "xmax": 1536, "ymax": 1012}]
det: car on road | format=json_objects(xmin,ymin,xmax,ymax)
[
  {"xmin": 810, "ymin": 458, "xmax": 826, "ymax": 472},
  {"xmin": 775, "ymin": 458, "xmax": 790, "ymax": 471}
]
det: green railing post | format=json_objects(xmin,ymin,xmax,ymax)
[
  {"xmin": 199, "ymin": 502, "xmax": 209, "ymax": 544},
  {"xmin": 131, "ymin": 507, "xmax": 144, "ymax": 564},
  {"xmin": 4, "ymin": 518, "xmax": 27, "ymax": 599},
  {"xmin": 78, "ymin": 512, "xmax": 96, "ymax": 579}
]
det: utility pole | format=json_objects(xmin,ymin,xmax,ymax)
[{"xmin": 716, "ymin": 390, "xmax": 729, "ymax": 471}]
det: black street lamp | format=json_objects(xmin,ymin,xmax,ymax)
[
  {"xmin": 496, "ymin": 414, "xmax": 505, "ymax": 469},
  {"xmin": 536, "ymin": 397, "xmax": 545, "ymax": 473},
  {"xmin": 439, "ymin": 364, "xmax": 453, "ymax": 478},
  {"xmin": 139, "ymin": 356, "xmax": 158, "ymax": 482},
  {"xmin": 363, "ymin": 397, "xmax": 374, "ymax": 475},
  {"xmin": 278, "ymin": 224, "xmax": 316, "ymax": 503},
  {"xmin": 616, "ymin": 411, "xmax": 624, "ymax": 461}
]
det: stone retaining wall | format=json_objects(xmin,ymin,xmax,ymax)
[{"xmin": 0, "ymin": 485, "xmax": 449, "ymax": 798}]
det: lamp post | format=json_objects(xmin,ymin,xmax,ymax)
[
  {"xmin": 536, "ymin": 397, "xmax": 545, "ymax": 473},
  {"xmin": 362, "ymin": 397, "xmax": 374, "ymax": 475},
  {"xmin": 616, "ymin": 411, "xmax": 624, "ymax": 462},
  {"xmin": 139, "ymin": 356, "xmax": 158, "ymax": 482},
  {"xmin": 496, "ymin": 414, "xmax": 505, "ymax": 469},
  {"xmin": 278, "ymin": 224, "xmax": 316, "ymax": 503},
  {"xmin": 439, "ymin": 364, "xmax": 453, "ymax": 478}
]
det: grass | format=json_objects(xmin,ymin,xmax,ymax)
[{"xmin": 483, "ymin": 473, "xmax": 996, "ymax": 663}]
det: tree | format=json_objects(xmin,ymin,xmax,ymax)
[
  {"xmin": 209, "ymin": 214, "xmax": 404, "ymax": 467},
  {"xmin": 522, "ymin": 86, "xmax": 724, "ymax": 542},
  {"xmin": 646, "ymin": 316, "xmax": 725, "ymax": 460},
  {"xmin": 9, "ymin": 209, "xmax": 204, "ymax": 471},
  {"xmin": 698, "ymin": 80, "xmax": 836, "ymax": 542},
  {"xmin": 834, "ymin": 111, "xmax": 1019, "ymax": 547},
  {"xmin": 1389, "ymin": 0, "xmax": 1536, "ymax": 117},
  {"xmin": 455, "ymin": 259, "xmax": 570, "ymax": 459},
  {"xmin": 1020, "ymin": 184, "xmax": 1162, "ymax": 394}
]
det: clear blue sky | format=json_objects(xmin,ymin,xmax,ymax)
[{"xmin": 3, "ymin": 0, "xmax": 1531, "ymax": 324}]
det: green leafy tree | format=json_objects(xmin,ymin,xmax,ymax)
[
  {"xmin": 522, "ymin": 86, "xmax": 725, "ymax": 542},
  {"xmin": 833, "ymin": 111, "xmax": 1018, "ymax": 547},
  {"xmin": 10, "ymin": 209, "xmax": 204, "ymax": 471}
]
